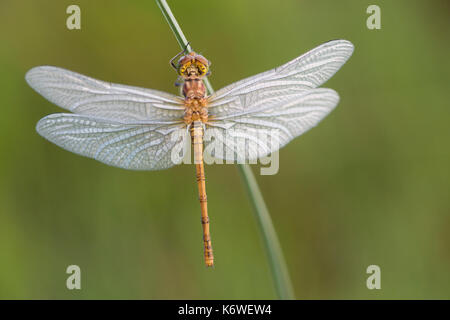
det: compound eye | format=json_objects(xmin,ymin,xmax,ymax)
[
  {"xmin": 197, "ymin": 62, "xmax": 208, "ymax": 75},
  {"xmin": 179, "ymin": 61, "xmax": 191, "ymax": 75}
]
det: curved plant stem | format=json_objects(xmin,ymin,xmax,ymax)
[
  {"xmin": 156, "ymin": 0, "xmax": 295, "ymax": 300},
  {"xmin": 237, "ymin": 165, "xmax": 295, "ymax": 299}
]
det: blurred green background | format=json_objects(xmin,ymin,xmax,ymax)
[{"xmin": 0, "ymin": 0, "xmax": 449, "ymax": 299}]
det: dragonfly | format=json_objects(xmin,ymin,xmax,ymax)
[{"xmin": 26, "ymin": 39, "xmax": 354, "ymax": 267}]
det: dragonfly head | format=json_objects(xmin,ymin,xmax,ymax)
[{"xmin": 177, "ymin": 52, "xmax": 210, "ymax": 78}]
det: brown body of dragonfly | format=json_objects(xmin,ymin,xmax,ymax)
[{"xmin": 174, "ymin": 51, "xmax": 213, "ymax": 267}]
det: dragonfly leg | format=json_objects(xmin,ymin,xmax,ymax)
[
  {"xmin": 170, "ymin": 42, "xmax": 191, "ymax": 70},
  {"xmin": 174, "ymin": 75, "xmax": 184, "ymax": 87}
]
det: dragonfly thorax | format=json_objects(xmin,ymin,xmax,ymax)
[
  {"xmin": 184, "ymin": 104, "xmax": 208, "ymax": 124},
  {"xmin": 182, "ymin": 74, "xmax": 208, "ymax": 126},
  {"xmin": 183, "ymin": 78, "xmax": 206, "ymax": 99}
]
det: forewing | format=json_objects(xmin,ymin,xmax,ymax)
[
  {"xmin": 205, "ymin": 89, "xmax": 339, "ymax": 161},
  {"xmin": 208, "ymin": 39, "xmax": 353, "ymax": 111},
  {"xmin": 26, "ymin": 66, "xmax": 185, "ymax": 122},
  {"xmin": 37, "ymin": 113, "xmax": 186, "ymax": 170}
]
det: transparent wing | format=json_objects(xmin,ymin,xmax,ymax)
[
  {"xmin": 208, "ymin": 40, "xmax": 354, "ymax": 110},
  {"xmin": 37, "ymin": 113, "xmax": 186, "ymax": 170},
  {"xmin": 26, "ymin": 66, "xmax": 185, "ymax": 122},
  {"xmin": 205, "ymin": 89, "xmax": 339, "ymax": 161},
  {"xmin": 204, "ymin": 40, "xmax": 353, "ymax": 161}
]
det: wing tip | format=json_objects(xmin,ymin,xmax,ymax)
[
  {"xmin": 318, "ymin": 88, "xmax": 340, "ymax": 109},
  {"xmin": 25, "ymin": 65, "xmax": 58, "ymax": 89},
  {"xmin": 35, "ymin": 113, "xmax": 68, "ymax": 136},
  {"xmin": 35, "ymin": 117, "xmax": 49, "ymax": 139},
  {"xmin": 325, "ymin": 39, "xmax": 355, "ymax": 57},
  {"xmin": 35, "ymin": 114, "xmax": 53, "ymax": 136},
  {"xmin": 25, "ymin": 67, "xmax": 38, "ymax": 87}
]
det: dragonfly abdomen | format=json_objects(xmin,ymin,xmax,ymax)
[{"xmin": 190, "ymin": 121, "xmax": 214, "ymax": 267}]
